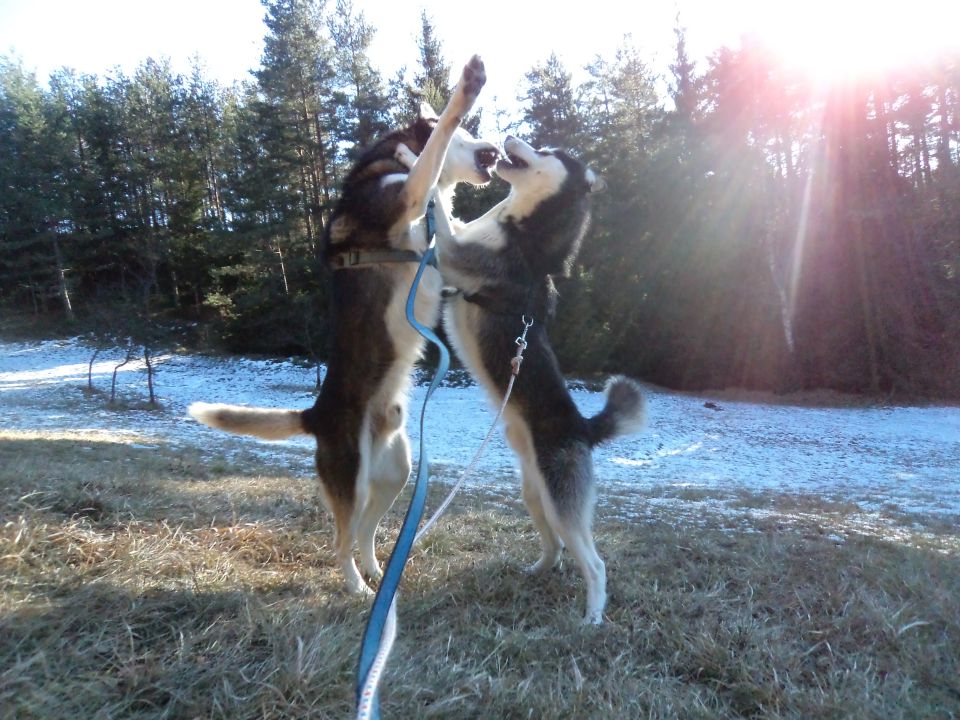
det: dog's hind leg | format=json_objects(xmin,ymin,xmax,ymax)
[
  {"xmin": 521, "ymin": 469, "xmax": 564, "ymax": 574},
  {"xmin": 531, "ymin": 449, "xmax": 607, "ymax": 624},
  {"xmin": 316, "ymin": 439, "xmax": 371, "ymax": 595},
  {"xmin": 506, "ymin": 419, "xmax": 564, "ymax": 574},
  {"xmin": 557, "ymin": 519, "xmax": 606, "ymax": 625},
  {"xmin": 357, "ymin": 428, "xmax": 412, "ymax": 581},
  {"xmin": 545, "ymin": 500, "xmax": 606, "ymax": 625},
  {"xmin": 333, "ymin": 499, "xmax": 370, "ymax": 595}
]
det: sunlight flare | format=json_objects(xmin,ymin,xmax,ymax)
[{"xmin": 749, "ymin": 0, "xmax": 959, "ymax": 82}]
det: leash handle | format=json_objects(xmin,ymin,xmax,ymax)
[{"xmin": 356, "ymin": 245, "xmax": 448, "ymax": 720}]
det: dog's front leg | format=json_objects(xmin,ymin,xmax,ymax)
[
  {"xmin": 430, "ymin": 191, "xmax": 491, "ymax": 294},
  {"xmin": 394, "ymin": 142, "xmax": 418, "ymax": 171},
  {"xmin": 399, "ymin": 56, "xmax": 486, "ymax": 224},
  {"xmin": 428, "ymin": 189, "xmax": 460, "ymax": 274},
  {"xmin": 393, "ymin": 148, "xmax": 464, "ymax": 239},
  {"xmin": 430, "ymin": 188, "xmax": 457, "ymax": 250}
]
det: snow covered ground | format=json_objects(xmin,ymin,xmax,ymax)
[{"xmin": 2, "ymin": 338, "xmax": 959, "ymax": 525}]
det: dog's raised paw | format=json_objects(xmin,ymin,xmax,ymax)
[{"xmin": 458, "ymin": 55, "xmax": 486, "ymax": 101}]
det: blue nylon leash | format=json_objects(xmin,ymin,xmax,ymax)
[{"xmin": 356, "ymin": 203, "xmax": 448, "ymax": 719}]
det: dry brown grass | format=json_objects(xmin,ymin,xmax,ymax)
[{"xmin": 2, "ymin": 428, "xmax": 958, "ymax": 719}]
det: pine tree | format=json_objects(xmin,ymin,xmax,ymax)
[
  {"xmin": 556, "ymin": 40, "xmax": 662, "ymax": 371},
  {"xmin": 669, "ymin": 18, "xmax": 698, "ymax": 125},
  {"xmin": 414, "ymin": 10, "xmax": 450, "ymax": 111},
  {"xmin": 328, "ymin": 0, "xmax": 391, "ymax": 156},
  {"xmin": 0, "ymin": 60, "xmax": 75, "ymax": 318},
  {"xmin": 255, "ymin": 0, "xmax": 339, "ymax": 257},
  {"xmin": 519, "ymin": 54, "xmax": 585, "ymax": 150}
]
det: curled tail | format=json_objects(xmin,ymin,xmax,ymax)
[
  {"xmin": 188, "ymin": 402, "xmax": 308, "ymax": 440},
  {"xmin": 587, "ymin": 376, "xmax": 646, "ymax": 446}
]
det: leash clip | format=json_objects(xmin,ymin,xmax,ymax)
[{"xmin": 511, "ymin": 316, "xmax": 535, "ymax": 376}]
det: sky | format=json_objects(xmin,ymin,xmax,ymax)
[
  {"xmin": 2, "ymin": 0, "xmax": 958, "ymax": 122},
  {"xmin": 0, "ymin": 0, "xmax": 820, "ymax": 102}
]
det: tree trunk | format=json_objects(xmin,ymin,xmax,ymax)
[
  {"xmin": 873, "ymin": 86, "xmax": 899, "ymax": 176},
  {"xmin": 853, "ymin": 230, "xmax": 882, "ymax": 393},
  {"xmin": 277, "ymin": 240, "xmax": 290, "ymax": 295},
  {"xmin": 144, "ymin": 346, "xmax": 156, "ymax": 405},
  {"xmin": 919, "ymin": 126, "xmax": 933, "ymax": 184},
  {"xmin": 111, "ymin": 350, "xmax": 135, "ymax": 403},
  {"xmin": 51, "ymin": 235, "xmax": 74, "ymax": 321},
  {"xmin": 87, "ymin": 348, "xmax": 102, "ymax": 391},
  {"xmin": 936, "ymin": 83, "xmax": 956, "ymax": 168},
  {"xmin": 766, "ymin": 235, "xmax": 795, "ymax": 354},
  {"xmin": 297, "ymin": 159, "xmax": 316, "ymax": 249}
]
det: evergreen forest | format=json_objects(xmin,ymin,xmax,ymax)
[{"xmin": 2, "ymin": 1, "xmax": 959, "ymax": 398}]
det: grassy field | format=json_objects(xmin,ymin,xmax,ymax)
[{"xmin": 1, "ymin": 426, "xmax": 959, "ymax": 719}]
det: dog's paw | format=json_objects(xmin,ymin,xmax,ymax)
[
  {"xmin": 394, "ymin": 142, "xmax": 417, "ymax": 170},
  {"xmin": 581, "ymin": 610, "xmax": 604, "ymax": 626},
  {"xmin": 461, "ymin": 55, "xmax": 486, "ymax": 99},
  {"xmin": 363, "ymin": 565, "xmax": 384, "ymax": 583},
  {"xmin": 346, "ymin": 577, "xmax": 376, "ymax": 596},
  {"xmin": 525, "ymin": 548, "xmax": 563, "ymax": 575},
  {"xmin": 451, "ymin": 55, "xmax": 485, "ymax": 114},
  {"xmin": 524, "ymin": 559, "xmax": 557, "ymax": 576}
]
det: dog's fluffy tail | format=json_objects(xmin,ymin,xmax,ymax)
[
  {"xmin": 586, "ymin": 376, "xmax": 646, "ymax": 446},
  {"xmin": 188, "ymin": 402, "xmax": 307, "ymax": 440}
]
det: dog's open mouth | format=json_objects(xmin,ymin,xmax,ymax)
[
  {"xmin": 499, "ymin": 151, "xmax": 529, "ymax": 171},
  {"xmin": 474, "ymin": 147, "xmax": 499, "ymax": 170},
  {"xmin": 508, "ymin": 152, "xmax": 529, "ymax": 169}
]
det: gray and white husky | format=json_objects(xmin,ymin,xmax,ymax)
[
  {"xmin": 189, "ymin": 56, "xmax": 496, "ymax": 595},
  {"xmin": 423, "ymin": 136, "xmax": 646, "ymax": 624}
]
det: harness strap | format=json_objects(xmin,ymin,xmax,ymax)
[
  {"xmin": 332, "ymin": 201, "xmax": 439, "ymax": 271},
  {"xmin": 450, "ymin": 286, "xmax": 538, "ymax": 321},
  {"xmin": 328, "ymin": 249, "xmax": 426, "ymax": 270}
]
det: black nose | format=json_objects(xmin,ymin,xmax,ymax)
[{"xmin": 505, "ymin": 135, "xmax": 516, "ymax": 144}]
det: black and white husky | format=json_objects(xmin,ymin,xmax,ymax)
[
  {"xmin": 426, "ymin": 136, "xmax": 646, "ymax": 624},
  {"xmin": 189, "ymin": 57, "xmax": 496, "ymax": 595}
]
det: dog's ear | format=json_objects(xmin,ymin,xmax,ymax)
[
  {"xmin": 586, "ymin": 168, "xmax": 607, "ymax": 194},
  {"xmin": 413, "ymin": 103, "xmax": 439, "ymax": 147},
  {"xmin": 418, "ymin": 102, "xmax": 439, "ymax": 122}
]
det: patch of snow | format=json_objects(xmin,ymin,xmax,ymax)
[{"xmin": 2, "ymin": 338, "xmax": 959, "ymax": 524}]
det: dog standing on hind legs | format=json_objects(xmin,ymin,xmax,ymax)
[
  {"xmin": 420, "ymin": 135, "xmax": 646, "ymax": 623},
  {"xmin": 189, "ymin": 56, "xmax": 496, "ymax": 595}
]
